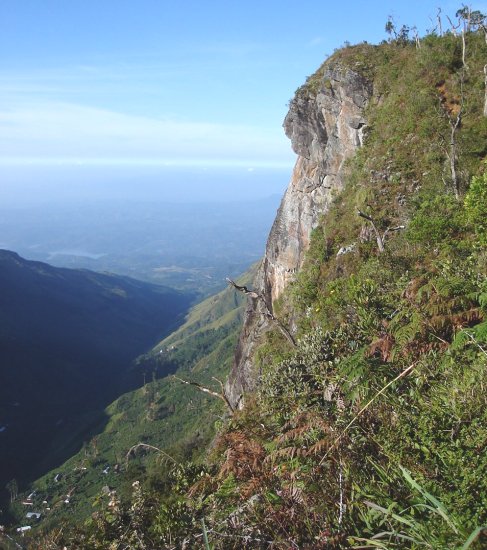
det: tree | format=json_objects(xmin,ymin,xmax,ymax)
[
  {"xmin": 5, "ymin": 479, "xmax": 18, "ymax": 503},
  {"xmin": 357, "ymin": 211, "xmax": 404, "ymax": 253},
  {"xmin": 385, "ymin": 17, "xmax": 395, "ymax": 38},
  {"xmin": 385, "ymin": 16, "xmax": 410, "ymax": 44},
  {"xmin": 452, "ymin": 6, "xmax": 486, "ymax": 69}
]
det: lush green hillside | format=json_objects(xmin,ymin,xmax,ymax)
[
  {"xmin": 4, "ymin": 267, "xmax": 254, "ymax": 543},
  {"xmin": 189, "ymin": 30, "xmax": 487, "ymax": 549},
  {"xmin": 6, "ymin": 19, "xmax": 487, "ymax": 550},
  {"xmin": 0, "ymin": 250, "xmax": 192, "ymax": 502}
]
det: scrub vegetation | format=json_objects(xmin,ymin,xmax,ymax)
[{"xmin": 5, "ymin": 11, "xmax": 487, "ymax": 549}]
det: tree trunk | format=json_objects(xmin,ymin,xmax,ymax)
[
  {"xmin": 450, "ymin": 119, "xmax": 460, "ymax": 200},
  {"xmin": 484, "ymin": 66, "xmax": 487, "ymax": 117}
]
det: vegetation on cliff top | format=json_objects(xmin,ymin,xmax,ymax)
[{"xmin": 7, "ymin": 12, "xmax": 487, "ymax": 550}]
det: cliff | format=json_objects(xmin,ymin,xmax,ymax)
[{"xmin": 226, "ymin": 64, "xmax": 372, "ymax": 405}]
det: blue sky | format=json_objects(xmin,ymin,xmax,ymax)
[{"xmin": 0, "ymin": 0, "xmax": 484, "ymax": 173}]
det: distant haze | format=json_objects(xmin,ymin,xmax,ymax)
[
  {"xmin": 0, "ymin": 169, "xmax": 286, "ymax": 293},
  {"xmin": 0, "ymin": 165, "xmax": 290, "ymax": 205}
]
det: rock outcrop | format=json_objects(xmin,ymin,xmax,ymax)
[{"xmin": 226, "ymin": 64, "xmax": 372, "ymax": 406}]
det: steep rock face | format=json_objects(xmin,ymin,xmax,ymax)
[{"xmin": 226, "ymin": 64, "xmax": 372, "ymax": 406}]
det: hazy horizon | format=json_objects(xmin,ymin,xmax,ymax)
[{"xmin": 0, "ymin": 165, "xmax": 291, "ymax": 206}]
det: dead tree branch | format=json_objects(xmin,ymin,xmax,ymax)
[
  {"xmin": 481, "ymin": 24, "xmax": 487, "ymax": 117},
  {"xmin": 437, "ymin": 7, "xmax": 443, "ymax": 36},
  {"xmin": 446, "ymin": 15, "xmax": 461, "ymax": 34},
  {"xmin": 173, "ymin": 375, "xmax": 235, "ymax": 414},
  {"xmin": 441, "ymin": 75, "xmax": 464, "ymax": 199},
  {"xmin": 226, "ymin": 278, "xmax": 296, "ymax": 347},
  {"xmin": 357, "ymin": 211, "xmax": 404, "ymax": 253}
]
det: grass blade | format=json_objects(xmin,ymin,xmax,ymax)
[{"xmin": 462, "ymin": 526, "xmax": 486, "ymax": 549}]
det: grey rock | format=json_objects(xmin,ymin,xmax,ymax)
[
  {"xmin": 337, "ymin": 244, "xmax": 356, "ymax": 256},
  {"xmin": 226, "ymin": 64, "xmax": 372, "ymax": 407}
]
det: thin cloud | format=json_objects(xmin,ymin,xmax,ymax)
[{"xmin": 0, "ymin": 101, "xmax": 294, "ymax": 167}]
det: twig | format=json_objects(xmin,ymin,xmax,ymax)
[
  {"xmin": 319, "ymin": 363, "xmax": 417, "ymax": 464},
  {"xmin": 463, "ymin": 330, "xmax": 487, "ymax": 358},
  {"xmin": 338, "ymin": 460, "xmax": 345, "ymax": 525},
  {"xmin": 173, "ymin": 375, "xmax": 235, "ymax": 413},
  {"xmin": 125, "ymin": 442, "xmax": 177, "ymax": 466}
]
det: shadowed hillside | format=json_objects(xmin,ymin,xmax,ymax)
[
  {"xmin": 6, "ymin": 268, "xmax": 253, "ymax": 532},
  {"xmin": 0, "ymin": 250, "xmax": 192, "ymax": 497}
]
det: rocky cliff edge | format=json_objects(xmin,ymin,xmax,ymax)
[{"xmin": 226, "ymin": 64, "xmax": 372, "ymax": 406}]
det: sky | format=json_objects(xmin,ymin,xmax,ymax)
[{"xmin": 0, "ymin": 0, "xmax": 485, "ymax": 199}]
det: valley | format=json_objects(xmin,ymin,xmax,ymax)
[
  {"xmin": 5, "ymin": 264, "xmax": 252, "ymax": 535},
  {"xmin": 0, "ymin": 250, "xmax": 192, "ymax": 508},
  {"xmin": 0, "ymin": 193, "xmax": 282, "ymax": 295}
]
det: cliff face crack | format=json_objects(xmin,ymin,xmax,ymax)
[{"xmin": 225, "ymin": 64, "xmax": 372, "ymax": 407}]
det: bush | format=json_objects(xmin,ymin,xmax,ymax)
[{"xmin": 465, "ymin": 172, "xmax": 487, "ymax": 244}]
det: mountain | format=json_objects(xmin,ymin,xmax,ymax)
[
  {"xmin": 0, "ymin": 194, "xmax": 282, "ymax": 295},
  {"xmin": 4, "ymin": 22, "xmax": 487, "ymax": 550},
  {"xmin": 0, "ymin": 250, "xmax": 192, "ymax": 497},
  {"xmin": 226, "ymin": 64, "xmax": 371, "ymax": 404}
]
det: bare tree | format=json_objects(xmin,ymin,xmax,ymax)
[
  {"xmin": 91, "ymin": 436, "xmax": 99, "ymax": 457},
  {"xmin": 437, "ymin": 7, "xmax": 443, "ymax": 36},
  {"xmin": 5, "ymin": 479, "xmax": 18, "ymax": 503},
  {"xmin": 411, "ymin": 26, "xmax": 421, "ymax": 49},
  {"xmin": 447, "ymin": 94, "xmax": 463, "ymax": 200},
  {"xmin": 479, "ymin": 23, "xmax": 487, "ymax": 116},
  {"xmin": 454, "ymin": 6, "xmax": 486, "ymax": 69},
  {"xmin": 226, "ymin": 278, "xmax": 296, "ymax": 347},
  {"xmin": 440, "ymin": 6, "xmax": 487, "ymax": 197},
  {"xmin": 357, "ymin": 211, "xmax": 404, "ymax": 253}
]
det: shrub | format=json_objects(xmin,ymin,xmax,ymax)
[{"xmin": 465, "ymin": 172, "xmax": 487, "ymax": 244}]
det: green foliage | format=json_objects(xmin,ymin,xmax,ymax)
[
  {"xmin": 352, "ymin": 465, "xmax": 487, "ymax": 549},
  {"xmin": 465, "ymin": 171, "xmax": 487, "ymax": 244},
  {"xmin": 407, "ymin": 193, "xmax": 466, "ymax": 246},
  {"xmin": 259, "ymin": 327, "xmax": 338, "ymax": 419}
]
